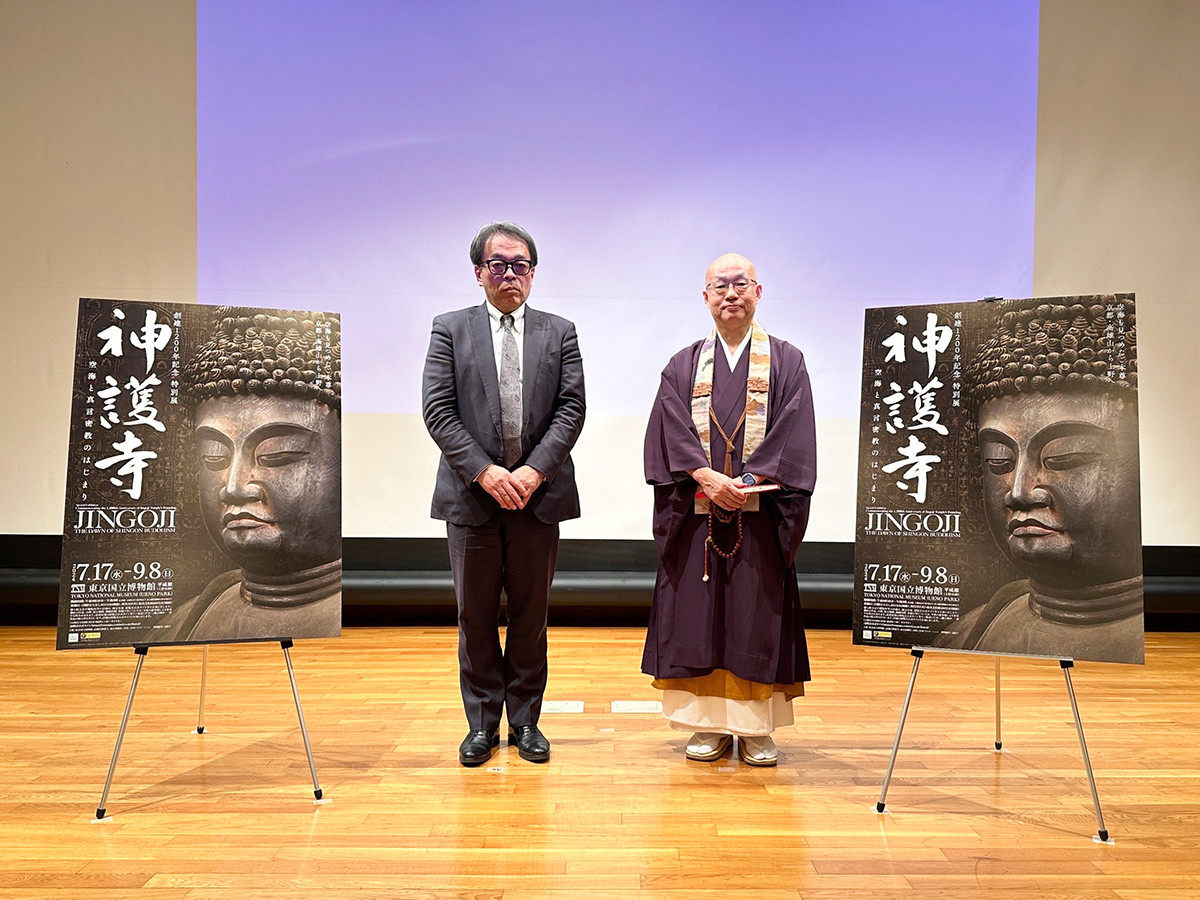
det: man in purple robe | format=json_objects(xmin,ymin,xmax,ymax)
[{"xmin": 642, "ymin": 253, "xmax": 817, "ymax": 766}]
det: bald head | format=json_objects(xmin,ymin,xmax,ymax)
[
  {"xmin": 705, "ymin": 253, "xmax": 757, "ymax": 285},
  {"xmin": 703, "ymin": 253, "xmax": 762, "ymax": 344}
]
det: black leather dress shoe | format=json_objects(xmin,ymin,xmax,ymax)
[
  {"xmin": 508, "ymin": 724, "xmax": 551, "ymax": 763},
  {"xmin": 458, "ymin": 730, "xmax": 499, "ymax": 767}
]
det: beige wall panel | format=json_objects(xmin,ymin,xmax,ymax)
[
  {"xmin": 0, "ymin": 0, "xmax": 196, "ymax": 534},
  {"xmin": 1035, "ymin": 0, "xmax": 1200, "ymax": 544}
]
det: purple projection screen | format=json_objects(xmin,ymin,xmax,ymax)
[{"xmin": 198, "ymin": 1, "xmax": 1039, "ymax": 422}]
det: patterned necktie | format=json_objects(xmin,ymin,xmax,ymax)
[{"xmin": 499, "ymin": 314, "xmax": 522, "ymax": 467}]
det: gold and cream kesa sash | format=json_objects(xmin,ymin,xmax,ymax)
[{"xmin": 691, "ymin": 322, "xmax": 770, "ymax": 513}]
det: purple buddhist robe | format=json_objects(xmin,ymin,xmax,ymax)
[{"xmin": 641, "ymin": 334, "xmax": 817, "ymax": 686}]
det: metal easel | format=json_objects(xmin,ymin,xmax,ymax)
[
  {"xmin": 93, "ymin": 639, "xmax": 325, "ymax": 821},
  {"xmin": 874, "ymin": 647, "xmax": 1110, "ymax": 843}
]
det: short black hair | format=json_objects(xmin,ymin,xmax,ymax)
[{"xmin": 469, "ymin": 221, "xmax": 538, "ymax": 267}]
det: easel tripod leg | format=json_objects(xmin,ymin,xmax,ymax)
[
  {"xmin": 877, "ymin": 648, "xmax": 924, "ymax": 813},
  {"xmin": 994, "ymin": 656, "xmax": 1002, "ymax": 750},
  {"xmin": 95, "ymin": 646, "xmax": 148, "ymax": 820},
  {"xmin": 281, "ymin": 640, "xmax": 323, "ymax": 801},
  {"xmin": 1061, "ymin": 659, "xmax": 1109, "ymax": 842},
  {"xmin": 196, "ymin": 644, "xmax": 209, "ymax": 734}
]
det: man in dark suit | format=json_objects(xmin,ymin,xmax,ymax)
[{"xmin": 422, "ymin": 222, "xmax": 586, "ymax": 766}]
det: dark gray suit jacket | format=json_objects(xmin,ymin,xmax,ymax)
[{"xmin": 422, "ymin": 302, "xmax": 585, "ymax": 527}]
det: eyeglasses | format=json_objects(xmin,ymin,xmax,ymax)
[
  {"xmin": 705, "ymin": 279, "xmax": 757, "ymax": 296},
  {"xmin": 481, "ymin": 258, "xmax": 534, "ymax": 277}
]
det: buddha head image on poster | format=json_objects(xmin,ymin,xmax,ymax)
[
  {"xmin": 159, "ymin": 309, "xmax": 342, "ymax": 643},
  {"xmin": 944, "ymin": 295, "xmax": 1143, "ymax": 663}
]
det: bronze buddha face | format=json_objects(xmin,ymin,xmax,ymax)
[
  {"xmin": 194, "ymin": 394, "xmax": 341, "ymax": 576},
  {"xmin": 977, "ymin": 389, "xmax": 1141, "ymax": 591}
]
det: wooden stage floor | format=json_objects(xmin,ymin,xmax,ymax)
[{"xmin": 2, "ymin": 625, "xmax": 1199, "ymax": 899}]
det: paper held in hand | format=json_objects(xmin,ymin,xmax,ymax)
[{"xmin": 693, "ymin": 481, "xmax": 778, "ymax": 514}]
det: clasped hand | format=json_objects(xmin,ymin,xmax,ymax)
[
  {"xmin": 478, "ymin": 464, "xmax": 545, "ymax": 510},
  {"xmin": 691, "ymin": 467, "xmax": 750, "ymax": 512}
]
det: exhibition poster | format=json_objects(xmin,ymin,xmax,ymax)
[
  {"xmin": 853, "ymin": 295, "xmax": 1143, "ymax": 664},
  {"xmin": 58, "ymin": 299, "xmax": 342, "ymax": 649}
]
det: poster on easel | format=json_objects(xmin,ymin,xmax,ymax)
[
  {"xmin": 58, "ymin": 299, "xmax": 342, "ymax": 650},
  {"xmin": 852, "ymin": 294, "xmax": 1143, "ymax": 665}
]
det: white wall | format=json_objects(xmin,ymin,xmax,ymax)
[{"xmin": 2, "ymin": 0, "xmax": 1198, "ymax": 545}]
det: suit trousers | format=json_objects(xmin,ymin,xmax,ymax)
[{"xmin": 447, "ymin": 508, "xmax": 559, "ymax": 732}]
